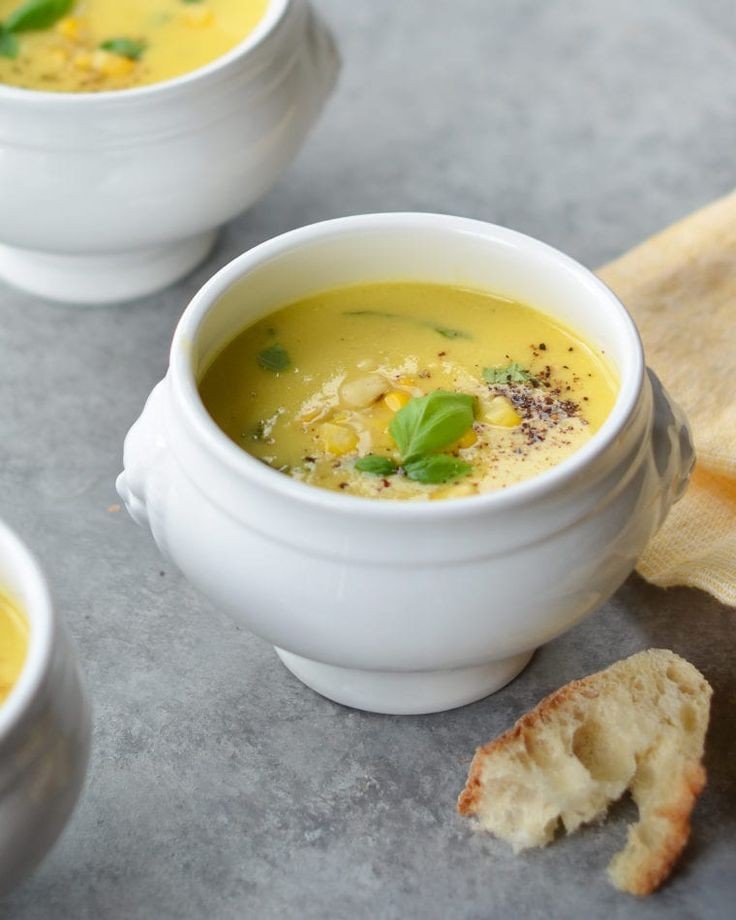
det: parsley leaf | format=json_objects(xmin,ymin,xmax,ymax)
[
  {"xmin": 345, "ymin": 311, "xmax": 470, "ymax": 341},
  {"xmin": 257, "ymin": 344, "xmax": 291, "ymax": 373},
  {"xmin": 388, "ymin": 390, "xmax": 475, "ymax": 464},
  {"xmin": 99, "ymin": 37, "xmax": 146, "ymax": 60},
  {"xmin": 404, "ymin": 455, "xmax": 471, "ymax": 484},
  {"xmin": 355, "ymin": 455, "xmax": 398, "ymax": 476},
  {"xmin": 483, "ymin": 362, "xmax": 535, "ymax": 385},
  {"xmin": 4, "ymin": 0, "xmax": 72, "ymax": 32},
  {"xmin": 0, "ymin": 30, "xmax": 19, "ymax": 57},
  {"xmin": 434, "ymin": 325, "xmax": 471, "ymax": 340}
]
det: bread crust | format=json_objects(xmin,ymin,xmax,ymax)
[
  {"xmin": 613, "ymin": 760, "xmax": 705, "ymax": 896},
  {"xmin": 457, "ymin": 649, "xmax": 712, "ymax": 896},
  {"xmin": 458, "ymin": 676, "xmax": 597, "ymax": 818}
]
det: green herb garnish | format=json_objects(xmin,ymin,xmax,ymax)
[
  {"xmin": 355, "ymin": 391, "xmax": 477, "ymax": 486},
  {"xmin": 404, "ymin": 455, "xmax": 471, "ymax": 484},
  {"xmin": 345, "ymin": 310, "xmax": 470, "ymax": 341},
  {"xmin": 0, "ymin": 30, "xmax": 19, "ymax": 57},
  {"xmin": 483, "ymin": 362, "xmax": 535, "ymax": 385},
  {"xmin": 344, "ymin": 309, "xmax": 397, "ymax": 319},
  {"xmin": 434, "ymin": 325, "xmax": 471, "ymax": 340},
  {"xmin": 355, "ymin": 455, "xmax": 398, "ymax": 476},
  {"xmin": 99, "ymin": 37, "xmax": 146, "ymax": 60},
  {"xmin": 257, "ymin": 344, "xmax": 291, "ymax": 373},
  {"xmin": 388, "ymin": 390, "xmax": 475, "ymax": 464},
  {"xmin": 3, "ymin": 0, "xmax": 72, "ymax": 32}
]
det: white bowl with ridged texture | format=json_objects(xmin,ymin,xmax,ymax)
[
  {"xmin": 117, "ymin": 213, "xmax": 694, "ymax": 714},
  {"xmin": 0, "ymin": 0, "xmax": 338, "ymax": 304}
]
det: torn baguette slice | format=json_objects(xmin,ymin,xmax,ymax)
[{"xmin": 457, "ymin": 649, "xmax": 711, "ymax": 896}]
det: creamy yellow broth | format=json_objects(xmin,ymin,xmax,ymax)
[
  {"xmin": 0, "ymin": 592, "xmax": 28, "ymax": 707},
  {"xmin": 0, "ymin": 0, "xmax": 268, "ymax": 92},
  {"xmin": 199, "ymin": 283, "xmax": 618, "ymax": 501}
]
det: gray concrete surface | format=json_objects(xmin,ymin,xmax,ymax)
[{"xmin": 2, "ymin": 1, "xmax": 735, "ymax": 917}]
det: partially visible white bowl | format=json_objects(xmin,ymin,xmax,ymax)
[
  {"xmin": 117, "ymin": 213, "xmax": 694, "ymax": 715},
  {"xmin": 0, "ymin": 0, "xmax": 338, "ymax": 304},
  {"xmin": 0, "ymin": 520, "xmax": 90, "ymax": 896}
]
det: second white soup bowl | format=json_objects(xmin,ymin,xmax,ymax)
[
  {"xmin": 0, "ymin": 520, "xmax": 90, "ymax": 895},
  {"xmin": 117, "ymin": 214, "xmax": 693, "ymax": 714},
  {"xmin": 0, "ymin": 0, "xmax": 338, "ymax": 304}
]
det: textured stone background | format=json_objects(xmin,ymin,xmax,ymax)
[{"xmin": 2, "ymin": 1, "xmax": 735, "ymax": 917}]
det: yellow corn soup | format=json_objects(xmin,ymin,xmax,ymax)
[
  {"xmin": 199, "ymin": 282, "xmax": 618, "ymax": 501},
  {"xmin": 0, "ymin": 0, "xmax": 268, "ymax": 92},
  {"xmin": 0, "ymin": 592, "xmax": 28, "ymax": 707}
]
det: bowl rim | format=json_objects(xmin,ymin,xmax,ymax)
[
  {"xmin": 0, "ymin": 0, "xmax": 290, "ymax": 106},
  {"xmin": 170, "ymin": 212, "xmax": 645, "ymax": 520},
  {"xmin": 0, "ymin": 519, "xmax": 54, "ymax": 743}
]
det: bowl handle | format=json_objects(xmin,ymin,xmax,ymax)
[
  {"xmin": 648, "ymin": 368, "xmax": 695, "ymax": 522},
  {"xmin": 116, "ymin": 379, "xmax": 172, "ymax": 538}
]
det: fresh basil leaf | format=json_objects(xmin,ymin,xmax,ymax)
[
  {"xmin": 257, "ymin": 344, "xmax": 291, "ymax": 373},
  {"xmin": 181, "ymin": 0, "xmax": 204, "ymax": 4},
  {"xmin": 0, "ymin": 30, "xmax": 19, "ymax": 57},
  {"xmin": 4, "ymin": 0, "xmax": 72, "ymax": 32},
  {"xmin": 434, "ymin": 325, "xmax": 471, "ymax": 340},
  {"xmin": 355, "ymin": 455, "xmax": 398, "ymax": 476},
  {"xmin": 100, "ymin": 37, "xmax": 146, "ymax": 60},
  {"xmin": 388, "ymin": 390, "xmax": 475, "ymax": 463},
  {"xmin": 483, "ymin": 362, "xmax": 535, "ymax": 385},
  {"xmin": 404, "ymin": 454, "xmax": 471, "ymax": 484}
]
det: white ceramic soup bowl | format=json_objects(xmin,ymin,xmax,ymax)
[
  {"xmin": 0, "ymin": 0, "xmax": 338, "ymax": 305},
  {"xmin": 0, "ymin": 519, "xmax": 90, "ymax": 895},
  {"xmin": 116, "ymin": 213, "xmax": 694, "ymax": 715}
]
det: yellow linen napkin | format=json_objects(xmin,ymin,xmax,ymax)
[{"xmin": 597, "ymin": 192, "xmax": 736, "ymax": 605}]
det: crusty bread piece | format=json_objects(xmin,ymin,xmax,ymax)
[{"xmin": 457, "ymin": 649, "xmax": 711, "ymax": 896}]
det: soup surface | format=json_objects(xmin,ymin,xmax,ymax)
[
  {"xmin": 0, "ymin": 0, "xmax": 268, "ymax": 92},
  {"xmin": 199, "ymin": 282, "xmax": 618, "ymax": 501},
  {"xmin": 0, "ymin": 592, "xmax": 28, "ymax": 707}
]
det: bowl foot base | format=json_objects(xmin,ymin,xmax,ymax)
[
  {"xmin": 0, "ymin": 229, "xmax": 218, "ymax": 305},
  {"xmin": 274, "ymin": 648, "xmax": 534, "ymax": 715}
]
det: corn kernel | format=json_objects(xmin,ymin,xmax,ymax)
[
  {"xmin": 383, "ymin": 390, "xmax": 411, "ymax": 413},
  {"xmin": 182, "ymin": 6, "xmax": 215, "ymax": 28},
  {"xmin": 447, "ymin": 428, "xmax": 478, "ymax": 452},
  {"xmin": 430, "ymin": 483, "xmax": 477, "ymax": 501},
  {"xmin": 319, "ymin": 423, "xmax": 358, "ymax": 456},
  {"xmin": 457, "ymin": 428, "xmax": 478, "ymax": 449},
  {"xmin": 91, "ymin": 50, "xmax": 135, "ymax": 77},
  {"xmin": 56, "ymin": 17, "xmax": 83, "ymax": 41},
  {"xmin": 485, "ymin": 395, "xmax": 521, "ymax": 428}
]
